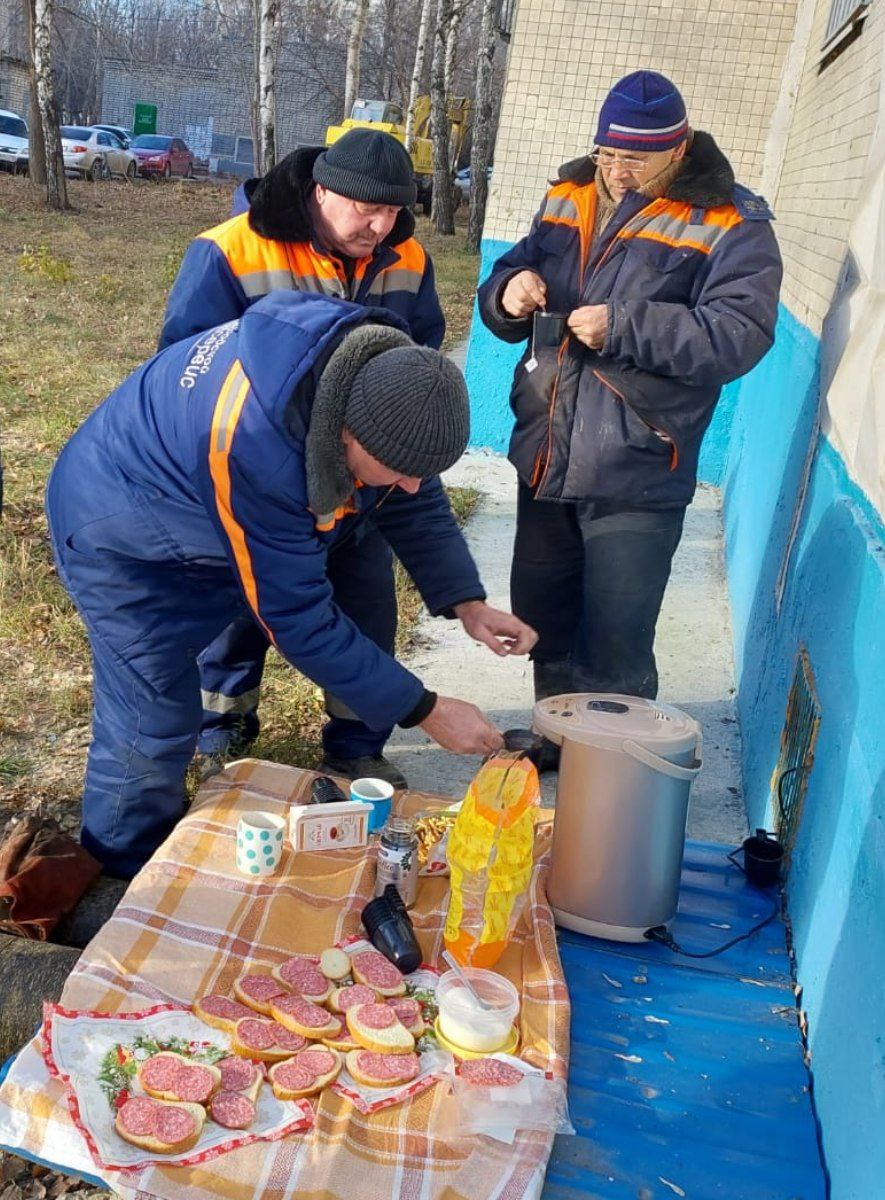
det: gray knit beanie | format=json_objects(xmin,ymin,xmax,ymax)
[
  {"xmin": 313, "ymin": 129, "xmax": 417, "ymax": 207},
  {"xmin": 306, "ymin": 324, "xmax": 469, "ymax": 518}
]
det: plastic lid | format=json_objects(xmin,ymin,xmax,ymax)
[{"xmin": 532, "ymin": 693, "xmax": 701, "ymax": 755}]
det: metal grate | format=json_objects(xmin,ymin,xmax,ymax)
[
  {"xmin": 823, "ymin": 0, "xmax": 869, "ymax": 45},
  {"xmin": 771, "ymin": 648, "xmax": 821, "ymax": 856}
]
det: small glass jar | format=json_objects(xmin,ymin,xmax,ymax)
[{"xmin": 375, "ymin": 816, "xmax": 419, "ymax": 908}]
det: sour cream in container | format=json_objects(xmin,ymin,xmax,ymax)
[{"xmin": 437, "ymin": 967, "xmax": 519, "ymax": 1052}]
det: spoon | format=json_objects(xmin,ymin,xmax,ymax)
[{"xmin": 442, "ymin": 949, "xmax": 493, "ymax": 1011}]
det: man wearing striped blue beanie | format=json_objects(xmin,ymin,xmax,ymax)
[{"xmin": 478, "ymin": 70, "xmax": 782, "ymax": 750}]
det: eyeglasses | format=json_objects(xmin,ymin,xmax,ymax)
[{"xmin": 590, "ymin": 151, "xmax": 654, "ymax": 175}]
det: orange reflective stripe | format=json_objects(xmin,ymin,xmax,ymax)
[
  {"xmin": 208, "ymin": 361, "xmax": 275, "ymax": 642},
  {"xmin": 540, "ymin": 182, "xmax": 597, "ymax": 281}
]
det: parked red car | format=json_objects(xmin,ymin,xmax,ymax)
[{"xmin": 131, "ymin": 134, "xmax": 194, "ymax": 179}]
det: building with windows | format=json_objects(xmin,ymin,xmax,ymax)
[{"xmin": 465, "ymin": 2, "xmax": 884, "ymax": 1195}]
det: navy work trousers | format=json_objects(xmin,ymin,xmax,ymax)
[
  {"xmin": 511, "ymin": 481, "xmax": 685, "ymax": 700},
  {"xmin": 197, "ymin": 524, "xmax": 397, "ymax": 761}
]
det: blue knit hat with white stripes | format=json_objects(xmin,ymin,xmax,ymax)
[{"xmin": 595, "ymin": 71, "xmax": 688, "ymax": 153}]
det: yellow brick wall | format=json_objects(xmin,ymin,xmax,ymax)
[
  {"xmin": 773, "ymin": 0, "xmax": 884, "ymax": 334},
  {"xmin": 486, "ymin": 0, "xmax": 798, "ymax": 244}
]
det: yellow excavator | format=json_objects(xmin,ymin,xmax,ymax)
[{"xmin": 326, "ymin": 95, "xmax": 470, "ymax": 214}]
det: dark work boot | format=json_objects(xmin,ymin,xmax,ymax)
[{"xmin": 319, "ymin": 753, "xmax": 408, "ymax": 790}]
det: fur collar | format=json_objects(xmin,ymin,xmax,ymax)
[
  {"xmin": 556, "ymin": 130, "xmax": 735, "ymax": 210},
  {"xmin": 247, "ymin": 145, "xmax": 416, "ymax": 246},
  {"xmin": 305, "ymin": 322, "xmax": 413, "ymax": 518}
]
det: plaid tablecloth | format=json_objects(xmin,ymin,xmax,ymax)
[{"xmin": 0, "ymin": 759, "xmax": 570, "ymax": 1200}]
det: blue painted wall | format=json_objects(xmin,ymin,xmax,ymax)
[
  {"xmin": 465, "ymin": 236, "xmax": 751, "ymax": 488},
  {"xmin": 720, "ymin": 303, "xmax": 885, "ymax": 1199}
]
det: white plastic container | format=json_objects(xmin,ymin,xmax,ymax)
[{"xmin": 437, "ymin": 968, "xmax": 519, "ymax": 1052}]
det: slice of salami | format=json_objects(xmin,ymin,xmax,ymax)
[
  {"xmin": 238, "ymin": 974, "xmax": 288, "ymax": 1002},
  {"xmin": 296, "ymin": 1048, "xmax": 336, "ymax": 1076},
  {"xmin": 117, "ymin": 1096, "xmax": 158, "ymax": 1137},
  {"xmin": 236, "ymin": 1018, "xmax": 275, "ymax": 1050},
  {"xmin": 209, "ymin": 1091, "xmax": 256, "ymax": 1130},
  {"xmin": 272, "ymin": 1062, "xmax": 316, "ymax": 1092},
  {"xmin": 459, "ymin": 1057, "xmax": 524, "ymax": 1087},
  {"xmin": 171, "ymin": 1063, "xmax": 216, "ymax": 1104},
  {"xmin": 196, "ymin": 995, "xmax": 253, "ymax": 1021},
  {"xmin": 354, "ymin": 1051, "xmax": 420, "ymax": 1082},
  {"xmin": 354, "ymin": 1003, "xmax": 397, "ymax": 1030},
  {"xmin": 217, "ymin": 1056, "xmax": 258, "ymax": 1092},
  {"xmin": 352, "ymin": 951, "xmax": 403, "ymax": 989},
  {"xmin": 387, "ymin": 998, "xmax": 422, "ymax": 1025},
  {"xmin": 154, "ymin": 1104, "xmax": 198, "ymax": 1146},
  {"xmin": 335, "ymin": 984, "xmax": 376, "ymax": 1012},
  {"xmin": 270, "ymin": 1023, "xmax": 307, "ymax": 1052},
  {"xmin": 282, "ymin": 965, "xmax": 328, "ymax": 995},
  {"xmin": 140, "ymin": 1053, "xmax": 181, "ymax": 1094},
  {"xmin": 272, "ymin": 994, "xmax": 329, "ymax": 1027}
]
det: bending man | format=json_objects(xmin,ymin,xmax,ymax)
[{"xmin": 47, "ymin": 292, "xmax": 535, "ymax": 878}]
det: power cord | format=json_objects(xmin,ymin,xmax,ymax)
[{"xmin": 644, "ymin": 893, "xmax": 781, "ymax": 959}]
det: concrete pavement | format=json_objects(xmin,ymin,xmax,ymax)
[{"xmin": 385, "ymin": 450, "xmax": 747, "ymax": 845}]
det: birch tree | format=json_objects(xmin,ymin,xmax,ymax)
[
  {"xmin": 33, "ymin": 0, "xmax": 68, "ymax": 209},
  {"xmin": 257, "ymin": 0, "xmax": 279, "ymax": 172},
  {"xmin": 343, "ymin": 0, "xmax": 370, "ymax": 120},
  {"xmin": 21, "ymin": 0, "xmax": 45, "ymax": 189},
  {"xmin": 405, "ymin": 0, "xmax": 433, "ymax": 149},
  {"xmin": 467, "ymin": 0, "xmax": 495, "ymax": 251},
  {"xmin": 429, "ymin": 0, "xmax": 454, "ymax": 233},
  {"xmin": 443, "ymin": 0, "xmax": 470, "ymax": 97}
]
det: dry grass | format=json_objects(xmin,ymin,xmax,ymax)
[{"xmin": 0, "ymin": 172, "xmax": 480, "ymax": 821}]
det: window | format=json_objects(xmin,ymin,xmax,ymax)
[
  {"xmin": 97, "ymin": 132, "xmax": 111, "ymax": 146},
  {"xmin": 820, "ymin": 0, "xmax": 870, "ymax": 67},
  {"xmin": 235, "ymin": 136, "xmax": 253, "ymax": 165},
  {"xmin": 0, "ymin": 115, "xmax": 27, "ymax": 138},
  {"xmin": 495, "ymin": 0, "xmax": 516, "ymax": 39}
]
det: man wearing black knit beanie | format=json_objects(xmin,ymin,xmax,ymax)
[
  {"xmin": 47, "ymin": 291, "xmax": 538, "ymax": 878},
  {"xmin": 158, "ymin": 128, "xmax": 448, "ymax": 788}
]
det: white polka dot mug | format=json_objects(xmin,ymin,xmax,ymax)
[{"xmin": 236, "ymin": 811, "xmax": 286, "ymax": 877}]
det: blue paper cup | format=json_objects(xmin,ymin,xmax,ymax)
[{"xmin": 350, "ymin": 777, "xmax": 394, "ymax": 833}]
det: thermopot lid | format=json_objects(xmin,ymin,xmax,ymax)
[{"xmin": 533, "ymin": 693, "xmax": 701, "ymax": 756}]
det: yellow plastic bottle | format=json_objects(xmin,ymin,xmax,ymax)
[{"xmin": 444, "ymin": 753, "xmax": 540, "ymax": 967}]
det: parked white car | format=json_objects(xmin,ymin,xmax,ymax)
[
  {"xmin": 0, "ymin": 110, "xmax": 28, "ymax": 172},
  {"xmin": 61, "ymin": 125, "xmax": 138, "ymax": 180}
]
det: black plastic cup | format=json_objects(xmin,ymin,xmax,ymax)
[
  {"xmin": 742, "ymin": 829, "xmax": 784, "ymax": 888},
  {"xmin": 361, "ymin": 893, "xmax": 422, "ymax": 975},
  {"xmin": 310, "ymin": 775, "xmax": 348, "ymax": 805}
]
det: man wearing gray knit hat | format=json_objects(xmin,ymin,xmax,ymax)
[
  {"xmin": 159, "ymin": 127, "xmax": 450, "ymax": 787},
  {"xmin": 47, "ymin": 290, "xmax": 537, "ymax": 877}
]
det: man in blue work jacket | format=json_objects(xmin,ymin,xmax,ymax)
[
  {"xmin": 478, "ymin": 71, "xmax": 782, "ymax": 744},
  {"xmin": 46, "ymin": 292, "xmax": 536, "ymax": 879},
  {"xmin": 160, "ymin": 129, "xmax": 445, "ymax": 788}
]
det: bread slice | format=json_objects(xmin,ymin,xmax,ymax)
[
  {"xmin": 215, "ymin": 1055, "xmax": 264, "ymax": 1105},
  {"xmin": 268, "ymin": 1047, "xmax": 342, "ymax": 1100},
  {"xmin": 321, "ymin": 1028, "xmax": 361, "ymax": 1052},
  {"xmin": 233, "ymin": 973, "xmax": 290, "ymax": 1016},
  {"xmin": 386, "ymin": 997, "xmax": 426, "ymax": 1038},
  {"xmin": 231, "ymin": 1016, "xmax": 307, "ymax": 1064},
  {"xmin": 138, "ymin": 1052, "xmax": 221, "ymax": 1104},
  {"xmin": 327, "ymin": 983, "xmax": 378, "ymax": 1014},
  {"xmin": 115, "ymin": 1097, "xmax": 205, "ymax": 1155},
  {"xmin": 345, "ymin": 1003, "xmax": 415, "ymax": 1054},
  {"xmin": 192, "ymin": 993, "xmax": 255, "ymax": 1034},
  {"xmin": 270, "ymin": 960, "xmax": 332, "ymax": 1004},
  {"xmin": 350, "ymin": 950, "xmax": 407, "ymax": 998},
  {"xmin": 319, "ymin": 947, "xmax": 352, "ymax": 981},
  {"xmin": 269, "ymin": 994, "xmax": 342, "ymax": 1041},
  {"xmin": 345, "ymin": 1049, "xmax": 421, "ymax": 1089}
]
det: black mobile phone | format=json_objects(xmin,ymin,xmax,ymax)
[{"xmin": 532, "ymin": 310, "xmax": 568, "ymax": 348}]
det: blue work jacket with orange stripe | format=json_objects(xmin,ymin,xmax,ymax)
[
  {"xmin": 478, "ymin": 131, "xmax": 783, "ymax": 508},
  {"xmin": 47, "ymin": 292, "xmax": 484, "ymax": 733},
  {"xmin": 159, "ymin": 146, "xmax": 444, "ymax": 352}
]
